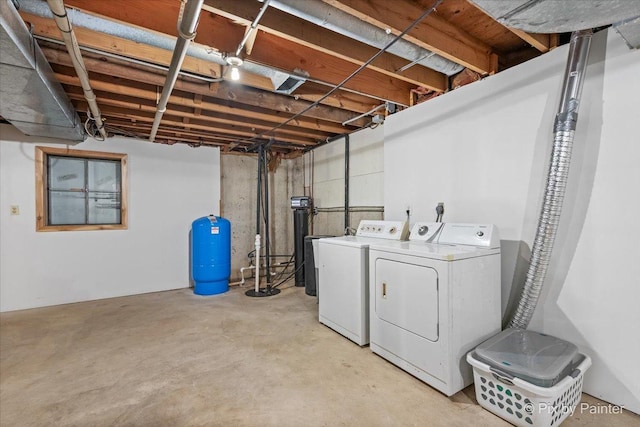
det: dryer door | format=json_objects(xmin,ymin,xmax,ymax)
[{"xmin": 374, "ymin": 258, "xmax": 439, "ymax": 341}]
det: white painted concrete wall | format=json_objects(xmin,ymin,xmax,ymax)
[
  {"xmin": 0, "ymin": 127, "xmax": 220, "ymax": 312},
  {"xmin": 309, "ymin": 126, "xmax": 384, "ymax": 234},
  {"xmin": 384, "ymin": 30, "xmax": 639, "ymax": 413}
]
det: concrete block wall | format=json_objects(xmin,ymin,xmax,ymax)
[{"xmin": 307, "ymin": 125, "xmax": 385, "ymax": 236}]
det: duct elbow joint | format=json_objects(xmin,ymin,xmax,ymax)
[{"xmin": 554, "ymin": 112, "xmax": 578, "ymax": 132}]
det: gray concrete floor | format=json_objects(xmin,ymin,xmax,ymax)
[{"xmin": 1, "ymin": 284, "xmax": 638, "ymax": 427}]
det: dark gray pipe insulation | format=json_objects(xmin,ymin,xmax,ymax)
[
  {"xmin": 263, "ymin": 146, "xmax": 271, "ymax": 286},
  {"xmin": 344, "ymin": 134, "xmax": 350, "ymax": 234}
]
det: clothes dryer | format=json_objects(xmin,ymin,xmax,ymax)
[{"xmin": 368, "ymin": 222, "xmax": 501, "ymax": 396}]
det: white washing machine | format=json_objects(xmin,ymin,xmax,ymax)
[
  {"xmin": 318, "ymin": 220, "xmax": 408, "ymax": 346},
  {"xmin": 368, "ymin": 222, "xmax": 501, "ymax": 396}
]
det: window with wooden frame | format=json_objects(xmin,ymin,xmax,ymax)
[{"xmin": 35, "ymin": 146, "xmax": 128, "ymax": 231}]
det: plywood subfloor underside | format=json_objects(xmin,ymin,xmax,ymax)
[{"xmin": 1, "ymin": 286, "xmax": 637, "ymax": 426}]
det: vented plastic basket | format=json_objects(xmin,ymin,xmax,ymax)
[{"xmin": 467, "ymin": 351, "xmax": 591, "ymax": 427}]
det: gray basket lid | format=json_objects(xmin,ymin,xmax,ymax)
[{"xmin": 475, "ymin": 328, "xmax": 579, "ymax": 384}]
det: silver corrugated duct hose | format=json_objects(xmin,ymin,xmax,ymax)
[{"xmin": 507, "ymin": 29, "xmax": 593, "ymax": 329}]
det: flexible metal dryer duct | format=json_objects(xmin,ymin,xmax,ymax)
[
  {"xmin": 149, "ymin": 0, "xmax": 204, "ymax": 142},
  {"xmin": 507, "ymin": 29, "xmax": 593, "ymax": 329},
  {"xmin": 46, "ymin": 0, "xmax": 106, "ymax": 140}
]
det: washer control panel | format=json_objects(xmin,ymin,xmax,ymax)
[
  {"xmin": 356, "ymin": 220, "xmax": 409, "ymax": 240},
  {"xmin": 438, "ymin": 223, "xmax": 500, "ymax": 248}
]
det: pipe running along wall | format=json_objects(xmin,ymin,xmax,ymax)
[
  {"xmin": 149, "ymin": 0, "xmax": 204, "ymax": 142},
  {"xmin": 344, "ymin": 134, "xmax": 350, "ymax": 234},
  {"xmin": 507, "ymin": 29, "xmax": 593, "ymax": 330},
  {"xmin": 46, "ymin": 0, "xmax": 106, "ymax": 140}
]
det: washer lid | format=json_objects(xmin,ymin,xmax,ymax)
[{"xmin": 318, "ymin": 235, "xmax": 378, "ymax": 248}]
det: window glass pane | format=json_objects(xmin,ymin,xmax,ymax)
[
  {"xmin": 88, "ymin": 191, "xmax": 120, "ymax": 224},
  {"xmin": 48, "ymin": 157, "xmax": 85, "ymax": 191},
  {"xmin": 49, "ymin": 191, "xmax": 86, "ymax": 225},
  {"xmin": 39, "ymin": 148, "xmax": 126, "ymax": 231},
  {"xmin": 88, "ymin": 160, "xmax": 120, "ymax": 192}
]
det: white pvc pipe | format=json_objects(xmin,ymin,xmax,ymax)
[
  {"xmin": 46, "ymin": 0, "xmax": 107, "ymax": 140},
  {"xmin": 254, "ymin": 234, "xmax": 261, "ymax": 293},
  {"xmin": 149, "ymin": 0, "xmax": 204, "ymax": 142}
]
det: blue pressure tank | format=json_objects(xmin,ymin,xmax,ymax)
[{"xmin": 191, "ymin": 215, "xmax": 231, "ymax": 295}]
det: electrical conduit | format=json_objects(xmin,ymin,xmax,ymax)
[
  {"xmin": 507, "ymin": 29, "xmax": 593, "ymax": 329},
  {"xmin": 46, "ymin": 0, "xmax": 106, "ymax": 140},
  {"xmin": 149, "ymin": 0, "xmax": 204, "ymax": 142}
]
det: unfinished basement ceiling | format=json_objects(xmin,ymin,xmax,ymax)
[{"xmin": 8, "ymin": 0, "xmax": 561, "ymax": 155}]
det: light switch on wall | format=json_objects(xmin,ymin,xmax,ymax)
[{"xmin": 10, "ymin": 205, "xmax": 20, "ymax": 215}]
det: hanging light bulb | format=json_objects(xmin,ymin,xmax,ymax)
[
  {"xmin": 230, "ymin": 66, "xmax": 240, "ymax": 81},
  {"xmin": 225, "ymin": 56, "xmax": 244, "ymax": 82}
]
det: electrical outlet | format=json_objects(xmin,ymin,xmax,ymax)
[{"xmin": 10, "ymin": 205, "xmax": 20, "ymax": 215}]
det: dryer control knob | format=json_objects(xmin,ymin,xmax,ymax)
[
  {"xmin": 476, "ymin": 231, "xmax": 484, "ymax": 237},
  {"xmin": 418, "ymin": 225, "xmax": 429, "ymax": 236}
]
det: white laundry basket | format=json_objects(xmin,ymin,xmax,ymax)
[{"xmin": 467, "ymin": 351, "xmax": 591, "ymax": 427}]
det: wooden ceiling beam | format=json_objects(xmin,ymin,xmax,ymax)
[
  {"xmin": 20, "ymin": 12, "xmax": 222, "ymax": 78},
  {"xmin": 105, "ymin": 119, "xmax": 237, "ymax": 143},
  {"xmin": 101, "ymin": 120, "xmax": 260, "ymax": 150},
  {"xmin": 203, "ymin": 0, "xmax": 447, "ymax": 92},
  {"xmin": 65, "ymin": 90, "xmax": 333, "ymax": 140},
  {"xmin": 72, "ymin": 96, "xmax": 319, "ymax": 147},
  {"xmin": 104, "ymin": 119, "xmax": 299, "ymax": 153},
  {"xmin": 322, "ymin": 0, "xmax": 497, "ymax": 74},
  {"xmin": 42, "ymin": 47, "xmax": 368, "ymax": 128},
  {"xmin": 25, "ymin": 12, "xmax": 374, "ymax": 115},
  {"xmin": 245, "ymin": 32, "xmax": 417, "ymax": 106},
  {"xmin": 71, "ymin": 100, "xmax": 320, "ymax": 146},
  {"xmin": 57, "ymin": 0, "xmax": 416, "ymax": 105},
  {"xmin": 57, "ymin": 73, "xmax": 351, "ymax": 135},
  {"xmin": 507, "ymin": 29, "xmax": 556, "ymax": 53}
]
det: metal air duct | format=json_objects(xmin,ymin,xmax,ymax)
[
  {"xmin": 614, "ymin": 16, "xmax": 640, "ymax": 49},
  {"xmin": 0, "ymin": 0, "xmax": 84, "ymax": 141},
  {"xmin": 268, "ymin": 0, "xmax": 464, "ymax": 76},
  {"xmin": 469, "ymin": 0, "xmax": 640, "ymax": 34}
]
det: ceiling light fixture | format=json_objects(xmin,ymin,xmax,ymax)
[{"xmin": 225, "ymin": 56, "xmax": 244, "ymax": 81}]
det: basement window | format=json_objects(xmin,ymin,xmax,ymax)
[{"xmin": 35, "ymin": 146, "xmax": 127, "ymax": 231}]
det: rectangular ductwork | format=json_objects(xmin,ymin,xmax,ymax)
[
  {"xmin": 614, "ymin": 16, "xmax": 640, "ymax": 49},
  {"xmin": 268, "ymin": 69, "xmax": 308, "ymax": 95},
  {"xmin": 0, "ymin": 0, "xmax": 84, "ymax": 141}
]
